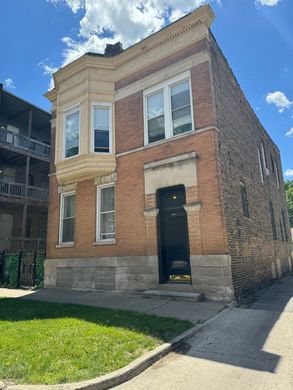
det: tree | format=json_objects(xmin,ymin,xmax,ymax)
[{"xmin": 285, "ymin": 180, "xmax": 293, "ymax": 228}]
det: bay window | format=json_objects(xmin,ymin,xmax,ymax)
[{"xmin": 64, "ymin": 107, "xmax": 80, "ymax": 158}]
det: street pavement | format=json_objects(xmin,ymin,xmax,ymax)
[{"xmin": 114, "ymin": 275, "xmax": 293, "ymax": 390}]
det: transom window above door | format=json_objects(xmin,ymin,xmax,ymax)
[
  {"xmin": 92, "ymin": 103, "xmax": 112, "ymax": 154},
  {"xmin": 144, "ymin": 71, "xmax": 194, "ymax": 145}
]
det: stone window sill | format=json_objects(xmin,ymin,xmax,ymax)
[
  {"xmin": 93, "ymin": 239, "xmax": 116, "ymax": 246},
  {"xmin": 56, "ymin": 242, "xmax": 74, "ymax": 248}
]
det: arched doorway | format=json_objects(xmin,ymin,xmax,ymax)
[{"xmin": 157, "ymin": 185, "xmax": 191, "ymax": 284}]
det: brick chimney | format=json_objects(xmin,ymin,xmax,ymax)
[{"xmin": 104, "ymin": 42, "xmax": 123, "ymax": 57}]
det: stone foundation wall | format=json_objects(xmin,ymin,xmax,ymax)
[
  {"xmin": 45, "ymin": 254, "xmax": 234, "ymax": 301},
  {"xmin": 190, "ymin": 255, "xmax": 233, "ymax": 301},
  {"xmin": 45, "ymin": 256, "xmax": 159, "ymax": 292}
]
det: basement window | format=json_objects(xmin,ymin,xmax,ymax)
[{"xmin": 144, "ymin": 71, "xmax": 194, "ymax": 145}]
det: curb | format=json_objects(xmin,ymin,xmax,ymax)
[{"xmin": 2, "ymin": 308, "xmax": 230, "ymax": 390}]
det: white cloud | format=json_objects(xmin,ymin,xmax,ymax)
[
  {"xmin": 256, "ymin": 0, "xmax": 280, "ymax": 6},
  {"xmin": 38, "ymin": 60, "xmax": 58, "ymax": 90},
  {"xmin": 3, "ymin": 78, "xmax": 16, "ymax": 89},
  {"xmin": 265, "ymin": 91, "xmax": 292, "ymax": 113},
  {"xmin": 47, "ymin": 0, "xmax": 222, "ymax": 69},
  {"xmin": 285, "ymin": 127, "xmax": 293, "ymax": 137},
  {"xmin": 47, "ymin": 0, "xmax": 84, "ymax": 13},
  {"xmin": 284, "ymin": 169, "xmax": 293, "ymax": 177}
]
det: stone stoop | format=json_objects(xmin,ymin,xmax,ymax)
[{"xmin": 142, "ymin": 289, "xmax": 203, "ymax": 302}]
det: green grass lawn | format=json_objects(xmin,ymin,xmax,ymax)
[{"xmin": 0, "ymin": 298, "xmax": 192, "ymax": 385}]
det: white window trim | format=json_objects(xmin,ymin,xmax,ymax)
[
  {"xmin": 63, "ymin": 104, "xmax": 81, "ymax": 160},
  {"xmin": 59, "ymin": 191, "xmax": 76, "ymax": 245},
  {"xmin": 91, "ymin": 102, "xmax": 113, "ymax": 154},
  {"xmin": 96, "ymin": 183, "xmax": 116, "ymax": 244},
  {"xmin": 143, "ymin": 71, "xmax": 194, "ymax": 146}
]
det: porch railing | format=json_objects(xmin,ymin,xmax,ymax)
[
  {"xmin": 0, "ymin": 179, "xmax": 48, "ymax": 202},
  {"xmin": 0, "ymin": 127, "xmax": 50, "ymax": 161},
  {"xmin": 0, "ymin": 237, "xmax": 46, "ymax": 252}
]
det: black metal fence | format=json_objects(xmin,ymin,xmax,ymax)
[{"xmin": 0, "ymin": 250, "xmax": 45, "ymax": 288}]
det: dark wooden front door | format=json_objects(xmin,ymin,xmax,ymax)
[{"xmin": 157, "ymin": 185, "xmax": 191, "ymax": 283}]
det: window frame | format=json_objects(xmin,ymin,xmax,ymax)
[
  {"xmin": 240, "ymin": 181, "xmax": 249, "ymax": 218},
  {"xmin": 96, "ymin": 183, "xmax": 116, "ymax": 243},
  {"xmin": 63, "ymin": 104, "xmax": 81, "ymax": 160},
  {"xmin": 257, "ymin": 147, "xmax": 264, "ymax": 184},
  {"xmin": 273, "ymin": 158, "xmax": 280, "ymax": 188},
  {"xmin": 91, "ymin": 102, "xmax": 113, "ymax": 154},
  {"xmin": 59, "ymin": 191, "xmax": 76, "ymax": 245},
  {"xmin": 143, "ymin": 71, "xmax": 194, "ymax": 146},
  {"xmin": 269, "ymin": 200, "xmax": 277, "ymax": 240},
  {"xmin": 281, "ymin": 209, "xmax": 289, "ymax": 241},
  {"xmin": 260, "ymin": 142, "xmax": 269, "ymax": 177}
]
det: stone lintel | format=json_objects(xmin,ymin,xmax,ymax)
[
  {"xmin": 144, "ymin": 208, "xmax": 159, "ymax": 218},
  {"xmin": 184, "ymin": 202, "xmax": 202, "ymax": 212}
]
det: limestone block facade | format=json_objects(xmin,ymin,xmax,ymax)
[{"xmin": 45, "ymin": 5, "xmax": 292, "ymax": 302}]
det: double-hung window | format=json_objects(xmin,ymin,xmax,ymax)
[
  {"xmin": 144, "ymin": 72, "xmax": 194, "ymax": 145},
  {"xmin": 64, "ymin": 107, "xmax": 80, "ymax": 158},
  {"xmin": 96, "ymin": 185, "xmax": 115, "ymax": 241},
  {"xmin": 92, "ymin": 103, "xmax": 112, "ymax": 153},
  {"xmin": 59, "ymin": 192, "xmax": 75, "ymax": 244}
]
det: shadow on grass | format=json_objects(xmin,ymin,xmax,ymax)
[{"xmin": 0, "ymin": 298, "xmax": 192, "ymax": 342}]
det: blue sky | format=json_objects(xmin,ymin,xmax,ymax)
[{"xmin": 0, "ymin": 0, "xmax": 292, "ymax": 178}]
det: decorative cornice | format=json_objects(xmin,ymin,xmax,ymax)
[
  {"xmin": 115, "ymin": 20, "xmax": 203, "ymax": 68},
  {"xmin": 44, "ymin": 5, "xmax": 214, "ymax": 101}
]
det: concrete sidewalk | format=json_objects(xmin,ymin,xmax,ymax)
[
  {"xmin": 0, "ymin": 287, "xmax": 225, "ymax": 324},
  {"xmin": 114, "ymin": 275, "xmax": 293, "ymax": 390}
]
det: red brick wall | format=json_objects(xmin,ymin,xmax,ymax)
[
  {"xmin": 46, "ymin": 39, "xmax": 228, "ymax": 273},
  {"xmin": 115, "ymin": 60, "xmax": 216, "ymax": 155},
  {"xmin": 47, "ymin": 130, "xmax": 228, "ymax": 259},
  {"xmin": 210, "ymin": 34, "xmax": 292, "ymax": 300}
]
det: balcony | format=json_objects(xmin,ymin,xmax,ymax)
[
  {"xmin": 0, "ymin": 179, "xmax": 48, "ymax": 203},
  {"xmin": 0, "ymin": 127, "xmax": 50, "ymax": 162},
  {"xmin": 0, "ymin": 236, "xmax": 46, "ymax": 252}
]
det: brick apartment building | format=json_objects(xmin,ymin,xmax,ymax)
[{"xmin": 45, "ymin": 5, "xmax": 292, "ymax": 301}]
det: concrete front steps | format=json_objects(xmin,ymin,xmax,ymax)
[{"xmin": 143, "ymin": 285, "xmax": 203, "ymax": 302}]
